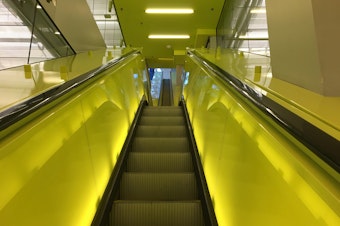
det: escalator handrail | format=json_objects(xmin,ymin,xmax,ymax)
[
  {"xmin": 187, "ymin": 50, "xmax": 340, "ymax": 173},
  {"xmin": 0, "ymin": 50, "xmax": 141, "ymax": 132}
]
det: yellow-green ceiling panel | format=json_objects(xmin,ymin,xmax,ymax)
[{"xmin": 114, "ymin": 0, "xmax": 225, "ymax": 66}]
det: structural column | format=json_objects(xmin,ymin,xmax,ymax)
[{"xmin": 266, "ymin": 0, "xmax": 340, "ymax": 96}]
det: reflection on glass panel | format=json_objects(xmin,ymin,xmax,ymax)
[
  {"xmin": 0, "ymin": 0, "xmax": 75, "ymax": 70},
  {"xmin": 217, "ymin": 0, "xmax": 270, "ymax": 56},
  {"xmin": 31, "ymin": 4, "xmax": 74, "ymax": 61}
]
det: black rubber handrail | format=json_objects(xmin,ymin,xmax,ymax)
[
  {"xmin": 188, "ymin": 50, "xmax": 340, "ymax": 173},
  {"xmin": 0, "ymin": 50, "xmax": 140, "ymax": 132}
]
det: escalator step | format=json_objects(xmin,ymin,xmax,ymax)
[
  {"xmin": 120, "ymin": 173, "xmax": 198, "ymax": 200},
  {"xmin": 127, "ymin": 152, "xmax": 193, "ymax": 172},
  {"xmin": 112, "ymin": 201, "xmax": 204, "ymax": 226},
  {"xmin": 110, "ymin": 106, "xmax": 206, "ymax": 226},
  {"xmin": 139, "ymin": 116, "xmax": 185, "ymax": 126},
  {"xmin": 142, "ymin": 107, "xmax": 183, "ymax": 117},
  {"xmin": 131, "ymin": 137, "xmax": 189, "ymax": 152},
  {"xmin": 135, "ymin": 125, "xmax": 187, "ymax": 137}
]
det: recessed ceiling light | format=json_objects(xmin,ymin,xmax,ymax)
[
  {"xmin": 148, "ymin": 35, "xmax": 190, "ymax": 39},
  {"xmin": 145, "ymin": 8, "xmax": 194, "ymax": 14}
]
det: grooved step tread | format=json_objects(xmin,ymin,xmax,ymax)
[
  {"xmin": 131, "ymin": 137, "xmax": 189, "ymax": 152},
  {"xmin": 110, "ymin": 106, "xmax": 206, "ymax": 226},
  {"xmin": 144, "ymin": 106, "xmax": 182, "ymax": 109},
  {"xmin": 120, "ymin": 173, "xmax": 198, "ymax": 200},
  {"xmin": 142, "ymin": 107, "xmax": 183, "ymax": 117},
  {"xmin": 112, "ymin": 201, "xmax": 204, "ymax": 226},
  {"xmin": 135, "ymin": 125, "xmax": 187, "ymax": 137},
  {"xmin": 139, "ymin": 116, "xmax": 185, "ymax": 126},
  {"xmin": 127, "ymin": 152, "xmax": 193, "ymax": 172}
]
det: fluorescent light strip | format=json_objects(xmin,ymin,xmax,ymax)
[
  {"xmin": 145, "ymin": 8, "xmax": 194, "ymax": 14},
  {"xmin": 148, "ymin": 35, "xmax": 190, "ymax": 39},
  {"xmin": 250, "ymin": 8, "xmax": 266, "ymax": 14},
  {"xmin": 239, "ymin": 35, "xmax": 268, "ymax": 39}
]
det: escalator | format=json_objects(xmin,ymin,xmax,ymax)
[
  {"xmin": 1, "ymin": 50, "xmax": 338, "ymax": 226},
  {"xmin": 107, "ymin": 64, "xmax": 213, "ymax": 225},
  {"xmin": 159, "ymin": 79, "xmax": 173, "ymax": 106},
  {"xmin": 111, "ymin": 105, "xmax": 205, "ymax": 225}
]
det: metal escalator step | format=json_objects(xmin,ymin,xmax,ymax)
[
  {"xmin": 142, "ymin": 107, "xmax": 183, "ymax": 117},
  {"xmin": 120, "ymin": 173, "xmax": 198, "ymax": 200},
  {"xmin": 127, "ymin": 152, "xmax": 193, "ymax": 172},
  {"xmin": 135, "ymin": 125, "xmax": 186, "ymax": 137},
  {"xmin": 112, "ymin": 201, "xmax": 204, "ymax": 226},
  {"xmin": 131, "ymin": 137, "xmax": 189, "ymax": 152},
  {"xmin": 144, "ymin": 106, "xmax": 182, "ymax": 110},
  {"xmin": 139, "ymin": 116, "xmax": 185, "ymax": 126}
]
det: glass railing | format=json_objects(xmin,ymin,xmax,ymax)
[
  {"xmin": 216, "ymin": 0, "xmax": 270, "ymax": 56},
  {"xmin": 0, "ymin": 0, "xmax": 75, "ymax": 70},
  {"xmin": 0, "ymin": 49, "xmax": 116, "ymax": 113}
]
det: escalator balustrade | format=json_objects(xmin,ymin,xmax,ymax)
[{"xmin": 111, "ymin": 106, "xmax": 205, "ymax": 226}]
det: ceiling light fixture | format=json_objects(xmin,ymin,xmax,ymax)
[
  {"xmin": 239, "ymin": 35, "xmax": 268, "ymax": 39},
  {"xmin": 145, "ymin": 8, "xmax": 194, "ymax": 14},
  {"xmin": 148, "ymin": 35, "xmax": 190, "ymax": 39}
]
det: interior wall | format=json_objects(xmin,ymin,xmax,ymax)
[
  {"xmin": 311, "ymin": 0, "xmax": 340, "ymax": 96},
  {"xmin": 39, "ymin": 0, "xmax": 106, "ymax": 52},
  {"xmin": 266, "ymin": 0, "xmax": 322, "ymax": 94},
  {"xmin": 266, "ymin": 0, "xmax": 340, "ymax": 96}
]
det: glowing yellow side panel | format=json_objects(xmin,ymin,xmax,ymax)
[
  {"xmin": 183, "ymin": 56, "xmax": 340, "ymax": 226},
  {"xmin": 0, "ymin": 54, "xmax": 148, "ymax": 226}
]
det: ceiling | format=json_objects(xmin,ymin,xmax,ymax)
[
  {"xmin": 113, "ymin": 0, "xmax": 225, "ymax": 68},
  {"xmin": 86, "ymin": 0, "xmax": 123, "ymax": 48}
]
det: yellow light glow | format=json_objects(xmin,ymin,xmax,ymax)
[
  {"xmin": 0, "ymin": 54, "xmax": 148, "ymax": 226},
  {"xmin": 145, "ymin": 8, "xmax": 194, "ymax": 14},
  {"xmin": 148, "ymin": 35, "xmax": 190, "ymax": 39},
  {"xmin": 250, "ymin": 8, "xmax": 266, "ymax": 14}
]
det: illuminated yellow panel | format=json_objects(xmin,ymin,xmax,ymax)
[
  {"xmin": 183, "ymin": 55, "xmax": 340, "ymax": 226},
  {"xmin": 0, "ymin": 53, "xmax": 148, "ymax": 225}
]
